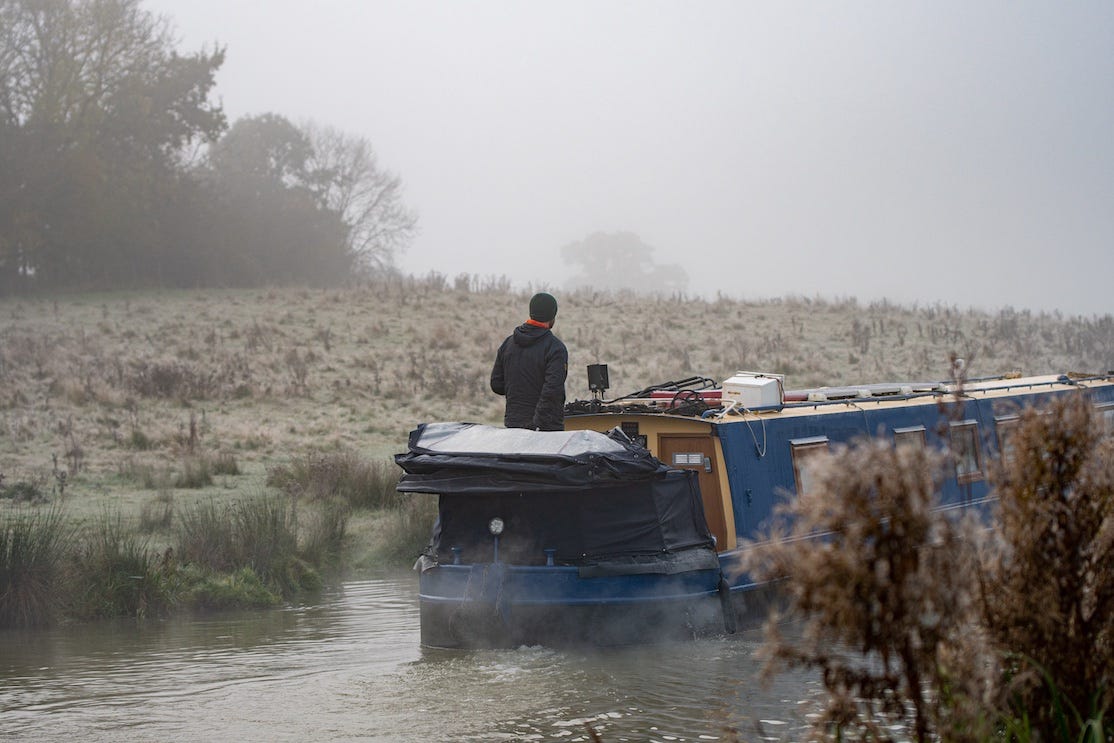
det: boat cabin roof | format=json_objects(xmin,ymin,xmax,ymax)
[{"xmin": 565, "ymin": 371, "xmax": 1114, "ymax": 424}]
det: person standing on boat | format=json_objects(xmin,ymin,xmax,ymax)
[{"xmin": 491, "ymin": 292, "xmax": 568, "ymax": 431}]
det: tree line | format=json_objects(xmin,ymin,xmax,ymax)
[{"xmin": 0, "ymin": 0, "xmax": 416, "ymax": 294}]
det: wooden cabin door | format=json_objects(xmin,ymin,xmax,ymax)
[{"xmin": 658, "ymin": 435, "xmax": 727, "ymax": 549}]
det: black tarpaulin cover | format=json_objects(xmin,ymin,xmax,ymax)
[
  {"xmin": 394, "ymin": 422, "xmax": 671, "ymax": 494},
  {"xmin": 395, "ymin": 423, "xmax": 716, "ymax": 565}
]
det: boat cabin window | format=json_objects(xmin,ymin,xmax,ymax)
[
  {"xmin": 995, "ymin": 416, "xmax": 1020, "ymax": 462},
  {"xmin": 1098, "ymin": 405, "xmax": 1114, "ymax": 438},
  {"xmin": 893, "ymin": 426, "xmax": 926, "ymax": 451},
  {"xmin": 790, "ymin": 437, "xmax": 830, "ymax": 497},
  {"xmin": 671, "ymin": 452, "xmax": 707, "ymax": 468},
  {"xmin": 949, "ymin": 421, "xmax": 983, "ymax": 484}
]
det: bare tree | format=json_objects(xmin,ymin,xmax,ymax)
[{"xmin": 303, "ymin": 121, "xmax": 418, "ymax": 272}]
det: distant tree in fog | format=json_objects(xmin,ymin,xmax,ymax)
[
  {"xmin": 203, "ymin": 114, "xmax": 351, "ymax": 286},
  {"xmin": 208, "ymin": 113, "xmax": 312, "ymax": 187},
  {"xmin": 199, "ymin": 115, "xmax": 418, "ymax": 285},
  {"xmin": 303, "ymin": 122, "xmax": 417, "ymax": 272},
  {"xmin": 562, "ymin": 231, "xmax": 689, "ymax": 294}
]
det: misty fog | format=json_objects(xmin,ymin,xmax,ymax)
[{"xmin": 23, "ymin": 1, "xmax": 1114, "ymax": 315}]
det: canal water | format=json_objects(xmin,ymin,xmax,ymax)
[{"xmin": 0, "ymin": 572, "xmax": 824, "ymax": 741}]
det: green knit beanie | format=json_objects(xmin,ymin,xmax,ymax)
[{"xmin": 528, "ymin": 292, "xmax": 558, "ymax": 323}]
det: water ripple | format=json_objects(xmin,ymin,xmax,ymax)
[{"xmin": 0, "ymin": 573, "xmax": 822, "ymax": 741}]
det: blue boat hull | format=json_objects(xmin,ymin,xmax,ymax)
[{"xmin": 418, "ymin": 563, "xmax": 732, "ymax": 648}]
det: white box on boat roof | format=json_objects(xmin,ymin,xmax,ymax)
[{"xmin": 721, "ymin": 371, "xmax": 784, "ymax": 408}]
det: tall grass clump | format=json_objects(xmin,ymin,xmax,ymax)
[
  {"xmin": 118, "ymin": 457, "xmax": 171, "ymax": 490},
  {"xmin": 746, "ymin": 391, "xmax": 1113, "ymax": 742},
  {"xmin": 138, "ymin": 490, "xmax": 174, "ymax": 532},
  {"xmin": 0, "ymin": 477, "xmax": 47, "ymax": 503},
  {"xmin": 231, "ymin": 495, "xmax": 305, "ymax": 595},
  {"xmin": 175, "ymin": 497, "xmax": 235, "ymax": 570},
  {"xmin": 300, "ymin": 498, "xmax": 350, "ymax": 569},
  {"xmin": 266, "ymin": 450, "xmax": 398, "ymax": 509},
  {"xmin": 174, "ymin": 454, "xmax": 213, "ymax": 488},
  {"xmin": 211, "ymin": 451, "xmax": 240, "ymax": 476},
  {"xmin": 0, "ymin": 506, "xmax": 71, "ymax": 628},
  {"xmin": 176, "ymin": 495, "xmax": 319, "ymax": 599},
  {"xmin": 66, "ymin": 512, "xmax": 175, "ymax": 620},
  {"xmin": 375, "ymin": 493, "xmax": 438, "ymax": 564},
  {"xmin": 743, "ymin": 441, "xmax": 992, "ymax": 742},
  {"xmin": 981, "ymin": 394, "xmax": 1114, "ymax": 741}
]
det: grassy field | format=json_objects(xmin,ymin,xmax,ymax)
[{"xmin": 1, "ymin": 274, "xmax": 1111, "ymax": 574}]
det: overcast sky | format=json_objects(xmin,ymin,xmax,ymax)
[{"xmin": 147, "ymin": 0, "xmax": 1113, "ymax": 316}]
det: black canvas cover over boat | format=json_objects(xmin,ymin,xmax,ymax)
[
  {"xmin": 394, "ymin": 422, "xmax": 671, "ymax": 494},
  {"xmin": 395, "ymin": 423, "xmax": 716, "ymax": 567}
]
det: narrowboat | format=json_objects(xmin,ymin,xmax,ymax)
[{"xmin": 397, "ymin": 367, "xmax": 1114, "ymax": 649}]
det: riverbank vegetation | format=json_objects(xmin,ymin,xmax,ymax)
[
  {"xmin": 1, "ymin": 280, "xmax": 1111, "ymax": 631},
  {"xmin": 0, "ymin": 469, "xmax": 426, "ymax": 627},
  {"xmin": 746, "ymin": 393, "xmax": 1114, "ymax": 742}
]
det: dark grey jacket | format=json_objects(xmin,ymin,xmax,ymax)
[{"xmin": 490, "ymin": 324, "xmax": 568, "ymax": 431}]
